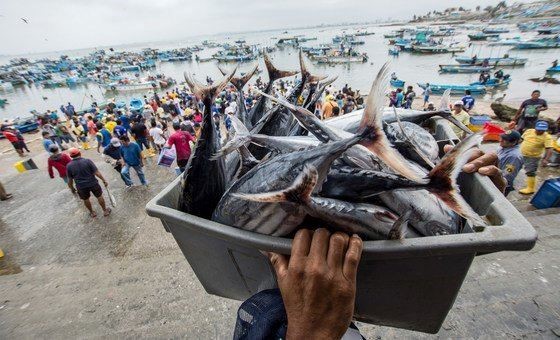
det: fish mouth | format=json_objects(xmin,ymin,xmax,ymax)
[{"xmin": 374, "ymin": 211, "xmax": 398, "ymax": 224}]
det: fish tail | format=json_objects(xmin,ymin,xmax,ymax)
[
  {"xmin": 388, "ymin": 210, "xmax": 412, "ymax": 240},
  {"xmin": 184, "ymin": 66, "xmax": 237, "ymax": 101},
  {"xmin": 427, "ymin": 132, "xmax": 487, "ymax": 225},
  {"xmin": 232, "ymin": 164, "xmax": 318, "ymax": 204},
  {"xmin": 211, "ymin": 115, "xmax": 252, "ymax": 159},
  {"xmin": 358, "ymin": 62, "xmax": 423, "ymax": 182},
  {"xmin": 438, "ymin": 89, "xmax": 451, "ymax": 111},
  {"xmin": 264, "ymin": 52, "xmax": 298, "ymax": 83},
  {"xmin": 219, "ymin": 64, "xmax": 259, "ymax": 91},
  {"xmin": 299, "ymin": 50, "xmax": 326, "ymax": 84}
]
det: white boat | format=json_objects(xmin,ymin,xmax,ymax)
[{"xmin": 102, "ymin": 82, "xmax": 156, "ymax": 93}]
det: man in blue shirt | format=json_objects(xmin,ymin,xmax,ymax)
[
  {"xmin": 461, "ymin": 90, "xmax": 475, "ymax": 112},
  {"xmin": 497, "ymin": 130, "xmax": 523, "ymax": 196},
  {"xmin": 96, "ymin": 122, "xmax": 112, "ymax": 153},
  {"xmin": 119, "ymin": 113, "xmax": 131, "ymax": 131},
  {"xmin": 42, "ymin": 131, "xmax": 55, "ymax": 153},
  {"xmin": 119, "ymin": 135, "xmax": 147, "ymax": 187},
  {"xmin": 113, "ymin": 119, "xmax": 127, "ymax": 138}
]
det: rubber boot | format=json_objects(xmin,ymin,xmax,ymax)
[{"xmin": 519, "ymin": 176, "xmax": 536, "ymax": 195}]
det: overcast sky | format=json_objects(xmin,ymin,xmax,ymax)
[{"xmin": 0, "ymin": 0, "xmax": 535, "ymax": 55}]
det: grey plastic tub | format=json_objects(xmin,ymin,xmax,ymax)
[{"xmin": 146, "ymin": 118, "xmax": 537, "ymax": 334}]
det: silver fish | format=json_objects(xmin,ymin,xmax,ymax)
[{"xmin": 233, "ymin": 164, "xmax": 409, "ymax": 240}]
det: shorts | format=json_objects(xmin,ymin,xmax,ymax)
[
  {"xmin": 177, "ymin": 158, "xmax": 189, "ymax": 169},
  {"xmin": 11, "ymin": 141, "xmax": 23, "ymax": 150},
  {"xmin": 517, "ymin": 117, "xmax": 537, "ymax": 133},
  {"xmin": 77, "ymin": 184, "xmax": 103, "ymax": 200},
  {"xmin": 523, "ymin": 156, "xmax": 539, "ymax": 177}
]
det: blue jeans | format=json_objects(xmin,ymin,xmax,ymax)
[
  {"xmin": 136, "ymin": 137, "xmax": 150, "ymax": 151},
  {"xmin": 121, "ymin": 164, "xmax": 147, "ymax": 186}
]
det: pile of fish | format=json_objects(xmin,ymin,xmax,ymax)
[{"xmin": 178, "ymin": 51, "xmax": 486, "ymax": 241}]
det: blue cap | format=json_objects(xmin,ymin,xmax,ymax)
[
  {"xmin": 501, "ymin": 130, "xmax": 521, "ymax": 142},
  {"xmin": 535, "ymin": 121, "xmax": 548, "ymax": 131}
]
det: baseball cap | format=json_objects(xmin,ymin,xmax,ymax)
[
  {"xmin": 535, "ymin": 121, "xmax": 549, "ymax": 131},
  {"xmin": 68, "ymin": 147, "xmax": 81, "ymax": 158},
  {"xmin": 453, "ymin": 100, "xmax": 464, "ymax": 106},
  {"xmin": 110, "ymin": 137, "xmax": 121, "ymax": 146},
  {"xmin": 500, "ymin": 130, "xmax": 521, "ymax": 142}
]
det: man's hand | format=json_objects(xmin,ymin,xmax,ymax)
[
  {"xmin": 444, "ymin": 145, "xmax": 507, "ymax": 192},
  {"xmin": 268, "ymin": 229, "xmax": 363, "ymax": 340}
]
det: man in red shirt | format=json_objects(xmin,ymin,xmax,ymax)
[
  {"xmin": 166, "ymin": 122, "xmax": 195, "ymax": 172},
  {"xmin": 47, "ymin": 144, "xmax": 72, "ymax": 184},
  {"xmin": 2, "ymin": 127, "xmax": 24, "ymax": 157}
]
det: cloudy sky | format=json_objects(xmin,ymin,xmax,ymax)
[{"xmin": 0, "ymin": 0, "xmax": 534, "ymax": 55}]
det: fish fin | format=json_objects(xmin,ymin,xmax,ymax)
[
  {"xmin": 393, "ymin": 107, "xmax": 436, "ymax": 169},
  {"xmin": 299, "ymin": 50, "xmax": 327, "ymax": 83},
  {"xmin": 184, "ymin": 66, "xmax": 237, "ymax": 100},
  {"xmin": 217, "ymin": 64, "xmax": 228, "ymax": 76},
  {"xmin": 264, "ymin": 52, "xmax": 298, "ymax": 82},
  {"xmin": 220, "ymin": 64, "xmax": 259, "ymax": 91},
  {"xmin": 255, "ymin": 89, "xmax": 340, "ymax": 143},
  {"xmin": 441, "ymin": 114, "xmax": 473, "ymax": 135},
  {"xmin": 438, "ymin": 89, "xmax": 451, "ymax": 111},
  {"xmin": 358, "ymin": 62, "xmax": 423, "ymax": 182},
  {"xmin": 428, "ymin": 132, "xmax": 487, "ymax": 225},
  {"xmin": 304, "ymin": 75, "xmax": 338, "ymax": 110},
  {"xmin": 211, "ymin": 115, "xmax": 251, "ymax": 159},
  {"xmin": 237, "ymin": 145, "xmax": 259, "ymax": 177},
  {"xmin": 232, "ymin": 164, "xmax": 318, "ymax": 204},
  {"xmin": 388, "ymin": 210, "xmax": 411, "ymax": 240}
]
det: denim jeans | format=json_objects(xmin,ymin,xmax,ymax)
[
  {"xmin": 136, "ymin": 137, "xmax": 150, "ymax": 151},
  {"xmin": 121, "ymin": 164, "xmax": 147, "ymax": 186}
]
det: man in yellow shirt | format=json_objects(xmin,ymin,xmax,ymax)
[
  {"xmin": 450, "ymin": 101, "xmax": 471, "ymax": 139},
  {"xmin": 519, "ymin": 121, "xmax": 553, "ymax": 194},
  {"xmin": 105, "ymin": 116, "xmax": 117, "ymax": 134},
  {"xmin": 322, "ymin": 94, "xmax": 338, "ymax": 120}
]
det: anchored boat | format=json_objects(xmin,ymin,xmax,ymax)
[{"xmin": 417, "ymin": 83, "xmax": 486, "ymax": 95}]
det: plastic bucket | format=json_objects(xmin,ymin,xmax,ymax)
[{"xmin": 146, "ymin": 118, "xmax": 536, "ymax": 333}]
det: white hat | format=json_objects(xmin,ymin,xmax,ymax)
[{"xmin": 453, "ymin": 100, "xmax": 464, "ymax": 106}]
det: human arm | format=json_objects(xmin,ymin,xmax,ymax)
[
  {"xmin": 537, "ymin": 100, "xmax": 548, "ymax": 112},
  {"xmin": 513, "ymin": 102, "xmax": 526, "ymax": 122},
  {"xmin": 268, "ymin": 229, "xmax": 363, "ymax": 340},
  {"xmin": 444, "ymin": 145, "xmax": 507, "ymax": 192},
  {"xmin": 67, "ymin": 177, "xmax": 77, "ymax": 194},
  {"xmin": 94, "ymin": 170, "xmax": 108, "ymax": 187},
  {"xmin": 47, "ymin": 160, "xmax": 54, "ymax": 179},
  {"xmin": 542, "ymin": 148, "xmax": 553, "ymax": 166}
]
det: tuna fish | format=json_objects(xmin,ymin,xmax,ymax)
[{"xmin": 179, "ymin": 68, "xmax": 236, "ymax": 219}]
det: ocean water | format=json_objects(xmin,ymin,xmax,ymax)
[{"xmin": 1, "ymin": 23, "xmax": 558, "ymax": 120}]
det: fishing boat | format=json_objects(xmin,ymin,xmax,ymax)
[
  {"xmin": 0, "ymin": 117, "xmax": 39, "ymax": 138},
  {"xmin": 512, "ymin": 40, "xmax": 560, "ymax": 49},
  {"xmin": 129, "ymin": 98, "xmax": 144, "ymax": 113},
  {"xmin": 488, "ymin": 37, "xmax": 522, "ymax": 46},
  {"xmin": 482, "ymin": 27, "xmax": 509, "ymax": 34},
  {"xmin": 390, "ymin": 79, "xmax": 405, "ymax": 87},
  {"xmin": 469, "ymin": 76, "xmax": 512, "ymax": 88},
  {"xmin": 454, "ymin": 56, "xmax": 528, "ymax": 66},
  {"xmin": 120, "ymin": 65, "xmax": 141, "ymax": 72},
  {"xmin": 276, "ymin": 37, "xmax": 299, "ymax": 47},
  {"xmin": 314, "ymin": 54, "xmax": 368, "ymax": 64},
  {"xmin": 439, "ymin": 65, "xmax": 493, "ymax": 73},
  {"xmin": 546, "ymin": 65, "xmax": 560, "ymax": 74},
  {"xmin": 65, "ymin": 76, "xmax": 89, "ymax": 86},
  {"xmin": 417, "ymin": 83, "xmax": 486, "ymax": 95},
  {"xmin": 412, "ymin": 44, "xmax": 465, "ymax": 54},
  {"xmin": 468, "ymin": 32, "xmax": 500, "ymax": 41},
  {"xmin": 388, "ymin": 47, "xmax": 400, "ymax": 56}
]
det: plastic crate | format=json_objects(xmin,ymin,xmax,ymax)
[
  {"xmin": 531, "ymin": 178, "xmax": 560, "ymax": 209},
  {"xmin": 146, "ymin": 118, "xmax": 536, "ymax": 333}
]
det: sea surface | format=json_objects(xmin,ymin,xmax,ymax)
[{"xmin": 1, "ymin": 23, "xmax": 559, "ymax": 120}]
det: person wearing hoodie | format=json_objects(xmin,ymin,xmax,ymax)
[{"xmin": 47, "ymin": 144, "xmax": 72, "ymax": 185}]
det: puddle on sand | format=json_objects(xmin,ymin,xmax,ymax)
[{"xmin": 0, "ymin": 254, "xmax": 22, "ymax": 276}]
